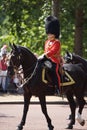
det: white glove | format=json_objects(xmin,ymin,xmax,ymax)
[{"xmin": 38, "ymin": 54, "xmax": 45, "ymax": 60}]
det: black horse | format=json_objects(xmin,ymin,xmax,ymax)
[{"xmin": 8, "ymin": 44, "xmax": 87, "ymax": 130}]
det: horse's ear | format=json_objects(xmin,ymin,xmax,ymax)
[
  {"xmin": 9, "ymin": 42, "xmax": 17, "ymax": 51},
  {"xmin": 66, "ymin": 51, "xmax": 70, "ymax": 56},
  {"xmin": 12, "ymin": 43, "xmax": 18, "ymax": 51},
  {"xmin": 9, "ymin": 42, "xmax": 13, "ymax": 49},
  {"xmin": 13, "ymin": 43, "xmax": 17, "ymax": 48},
  {"xmin": 13, "ymin": 43, "xmax": 21, "ymax": 53}
]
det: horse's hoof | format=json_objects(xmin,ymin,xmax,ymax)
[
  {"xmin": 66, "ymin": 125, "xmax": 73, "ymax": 129},
  {"xmin": 80, "ymin": 119, "xmax": 85, "ymax": 126},
  {"xmin": 49, "ymin": 125, "xmax": 54, "ymax": 130},
  {"xmin": 16, "ymin": 125, "xmax": 23, "ymax": 130}
]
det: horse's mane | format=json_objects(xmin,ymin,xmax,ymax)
[{"xmin": 18, "ymin": 45, "xmax": 37, "ymax": 61}]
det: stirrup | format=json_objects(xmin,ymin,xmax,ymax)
[{"xmin": 54, "ymin": 86, "xmax": 60, "ymax": 96}]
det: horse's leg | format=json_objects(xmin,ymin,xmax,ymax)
[
  {"xmin": 39, "ymin": 95, "xmax": 54, "ymax": 130},
  {"xmin": 76, "ymin": 96, "xmax": 86, "ymax": 126},
  {"xmin": 68, "ymin": 97, "xmax": 78, "ymax": 120},
  {"xmin": 17, "ymin": 90, "xmax": 32, "ymax": 130},
  {"xmin": 66, "ymin": 92, "xmax": 76, "ymax": 129}
]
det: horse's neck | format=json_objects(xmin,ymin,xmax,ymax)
[
  {"xmin": 22, "ymin": 60, "xmax": 36, "ymax": 78},
  {"xmin": 20, "ymin": 46, "xmax": 37, "ymax": 78},
  {"xmin": 22, "ymin": 54, "xmax": 37, "ymax": 78},
  {"xmin": 74, "ymin": 55, "xmax": 87, "ymax": 64},
  {"xmin": 74, "ymin": 55, "xmax": 87, "ymax": 71}
]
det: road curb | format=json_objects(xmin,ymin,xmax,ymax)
[
  {"xmin": 0, "ymin": 101, "xmax": 69, "ymax": 105},
  {"xmin": 0, "ymin": 94, "xmax": 87, "ymax": 105}
]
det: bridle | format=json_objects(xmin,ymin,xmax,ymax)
[{"xmin": 8, "ymin": 51, "xmax": 38, "ymax": 87}]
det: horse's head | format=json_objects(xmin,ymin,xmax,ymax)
[
  {"xmin": 7, "ymin": 43, "xmax": 23, "ymax": 77},
  {"xmin": 9, "ymin": 43, "xmax": 22, "ymax": 68},
  {"xmin": 8, "ymin": 43, "xmax": 37, "ymax": 78},
  {"xmin": 64, "ymin": 51, "xmax": 73, "ymax": 63},
  {"xmin": 64, "ymin": 51, "xmax": 87, "ymax": 73}
]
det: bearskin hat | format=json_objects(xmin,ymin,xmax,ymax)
[{"xmin": 45, "ymin": 15, "xmax": 60, "ymax": 38}]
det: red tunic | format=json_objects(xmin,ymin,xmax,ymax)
[
  {"xmin": 44, "ymin": 40, "xmax": 61, "ymax": 87},
  {"xmin": 44, "ymin": 39, "xmax": 61, "ymax": 63},
  {"xmin": 44, "ymin": 39, "xmax": 61, "ymax": 87}
]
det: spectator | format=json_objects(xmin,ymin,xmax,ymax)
[
  {"xmin": 0, "ymin": 51, "xmax": 8, "ymax": 92},
  {"xmin": 0, "ymin": 44, "xmax": 8, "ymax": 56}
]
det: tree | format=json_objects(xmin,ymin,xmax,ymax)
[
  {"xmin": 52, "ymin": 0, "xmax": 60, "ymax": 18},
  {"xmin": 0, "ymin": 0, "xmax": 87, "ymax": 57},
  {"xmin": 74, "ymin": 1, "xmax": 84, "ymax": 56},
  {"xmin": 59, "ymin": 0, "xmax": 87, "ymax": 57}
]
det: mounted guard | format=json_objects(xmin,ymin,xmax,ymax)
[{"xmin": 38, "ymin": 15, "xmax": 63, "ymax": 95}]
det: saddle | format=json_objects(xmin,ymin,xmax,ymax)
[
  {"xmin": 41, "ymin": 59, "xmax": 75, "ymax": 87},
  {"xmin": 22, "ymin": 58, "xmax": 75, "ymax": 93}
]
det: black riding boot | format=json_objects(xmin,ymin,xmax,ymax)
[
  {"xmin": 51, "ymin": 63, "xmax": 60, "ymax": 95},
  {"xmin": 55, "ymin": 85, "xmax": 60, "ymax": 95}
]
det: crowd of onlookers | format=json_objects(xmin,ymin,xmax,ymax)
[{"xmin": 0, "ymin": 44, "xmax": 22, "ymax": 93}]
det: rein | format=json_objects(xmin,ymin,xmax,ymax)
[
  {"xmin": 19, "ymin": 61, "xmax": 38, "ymax": 88},
  {"xmin": 25, "ymin": 61, "xmax": 38, "ymax": 81},
  {"xmin": 10, "ymin": 59, "xmax": 38, "ymax": 88}
]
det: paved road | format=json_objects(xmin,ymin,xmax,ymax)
[{"xmin": 0, "ymin": 104, "xmax": 87, "ymax": 130}]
